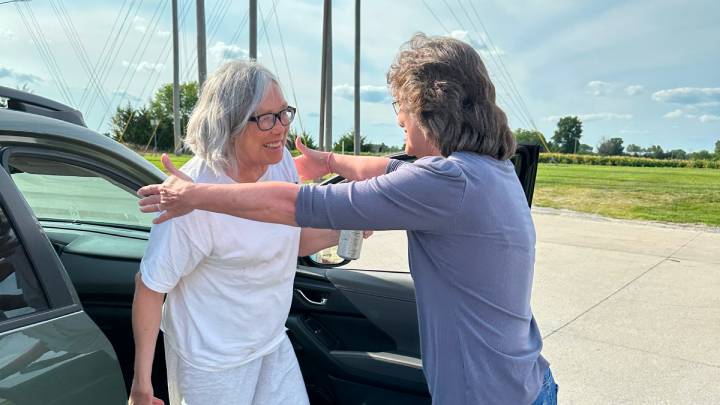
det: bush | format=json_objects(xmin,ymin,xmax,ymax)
[{"xmin": 539, "ymin": 153, "xmax": 720, "ymax": 169}]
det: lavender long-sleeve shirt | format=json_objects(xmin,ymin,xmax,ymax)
[{"xmin": 296, "ymin": 151, "xmax": 549, "ymax": 404}]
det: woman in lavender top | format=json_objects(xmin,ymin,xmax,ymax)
[{"xmin": 139, "ymin": 33, "xmax": 556, "ymax": 405}]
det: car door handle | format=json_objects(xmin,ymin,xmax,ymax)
[{"xmin": 294, "ymin": 288, "xmax": 328, "ymax": 306}]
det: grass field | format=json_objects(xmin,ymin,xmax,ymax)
[
  {"xmin": 144, "ymin": 153, "xmax": 720, "ymax": 227},
  {"xmin": 534, "ymin": 164, "xmax": 720, "ymax": 227}
]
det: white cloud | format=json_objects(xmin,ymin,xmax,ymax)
[
  {"xmin": 121, "ymin": 61, "xmax": 164, "ymax": 72},
  {"xmin": 0, "ymin": 66, "xmax": 42, "ymax": 84},
  {"xmin": 625, "ymin": 85, "xmax": 644, "ymax": 96},
  {"xmin": 450, "ymin": 30, "xmax": 504, "ymax": 56},
  {"xmin": 663, "ymin": 109, "xmax": 684, "ymax": 119},
  {"xmin": 0, "ymin": 30, "xmax": 14, "ymax": 40},
  {"xmin": 133, "ymin": 16, "xmax": 147, "ymax": 33},
  {"xmin": 586, "ymin": 80, "xmax": 614, "ymax": 96},
  {"xmin": 544, "ymin": 112, "xmax": 633, "ymax": 122},
  {"xmin": 651, "ymin": 87, "xmax": 720, "ymax": 104},
  {"xmin": 699, "ymin": 114, "xmax": 720, "ymax": 123},
  {"xmin": 209, "ymin": 41, "xmax": 251, "ymax": 61},
  {"xmin": 333, "ymin": 84, "xmax": 391, "ymax": 104},
  {"xmin": 619, "ymin": 129, "xmax": 649, "ymax": 135}
]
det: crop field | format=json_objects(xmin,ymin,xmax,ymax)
[{"xmin": 534, "ymin": 164, "xmax": 720, "ymax": 227}]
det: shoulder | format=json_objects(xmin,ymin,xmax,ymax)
[
  {"xmin": 402, "ymin": 156, "xmax": 463, "ymax": 178},
  {"xmin": 179, "ymin": 156, "xmax": 223, "ymax": 183}
]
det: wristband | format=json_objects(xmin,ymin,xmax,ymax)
[{"xmin": 325, "ymin": 152, "xmax": 334, "ymax": 174}]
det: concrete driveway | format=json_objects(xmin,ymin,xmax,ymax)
[
  {"xmin": 349, "ymin": 208, "xmax": 720, "ymax": 404},
  {"xmin": 532, "ymin": 208, "xmax": 720, "ymax": 404}
]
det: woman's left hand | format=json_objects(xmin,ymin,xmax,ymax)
[{"xmin": 137, "ymin": 154, "xmax": 196, "ymax": 224}]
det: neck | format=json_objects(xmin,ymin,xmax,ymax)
[{"xmin": 226, "ymin": 159, "xmax": 268, "ymax": 183}]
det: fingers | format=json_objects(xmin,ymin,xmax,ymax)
[
  {"xmin": 137, "ymin": 184, "xmax": 162, "ymax": 197},
  {"xmin": 362, "ymin": 230, "xmax": 374, "ymax": 239},
  {"xmin": 295, "ymin": 136, "xmax": 307, "ymax": 153},
  {"xmin": 138, "ymin": 194, "xmax": 161, "ymax": 207},
  {"xmin": 153, "ymin": 211, "xmax": 175, "ymax": 225},
  {"xmin": 160, "ymin": 154, "xmax": 192, "ymax": 181},
  {"xmin": 152, "ymin": 398, "xmax": 165, "ymax": 405}
]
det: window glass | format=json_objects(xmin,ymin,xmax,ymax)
[
  {"xmin": 9, "ymin": 156, "xmax": 154, "ymax": 229},
  {"xmin": 0, "ymin": 206, "xmax": 49, "ymax": 320}
]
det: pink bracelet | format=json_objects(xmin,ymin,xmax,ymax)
[{"xmin": 325, "ymin": 152, "xmax": 334, "ymax": 174}]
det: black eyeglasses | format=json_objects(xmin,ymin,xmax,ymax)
[
  {"xmin": 392, "ymin": 100, "xmax": 400, "ymax": 115},
  {"xmin": 248, "ymin": 106, "xmax": 297, "ymax": 131}
]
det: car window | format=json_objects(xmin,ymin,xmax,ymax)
[
  {"xmin": 9, "ymin": 155, "xmax": 154, "ymax": 229},
  {"xmin": 0, "ymin": 205, "xmax": 49, "ymax": 320}
]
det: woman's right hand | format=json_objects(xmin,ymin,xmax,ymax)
[
  {"xmin": 294, "ymin": 136, "xmax": 332, "ymax": 181},
  {"xmin": 129, "ymin": 379, "xmax": 164, "ymax": 405}
]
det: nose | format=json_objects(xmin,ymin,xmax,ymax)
[
  {"xmin": 396, "ymin": 112, "xmax": 405, "ymax": 128},
  {"xmin": 270, "ymin": 117, "xmax": 284, "ymax": 135}
]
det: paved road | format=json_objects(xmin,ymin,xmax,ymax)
[{"xmin": 348, "ymin": 208, "xmax": 720, "ymax": 404}]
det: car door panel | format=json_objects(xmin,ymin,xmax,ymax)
[
  {"xmin": 289, "ymin": 265, "xmax": 430, "ymax": 403},
  {"xmin": 0, "ymin": 162, "xmax": 128, "ymax": 404}
]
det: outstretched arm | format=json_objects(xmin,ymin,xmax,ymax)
[
  {"xmin": 138, "ymin": 154, "xmax": 299, "ymax": 225},
  {"xmin": 294, "ymin": 137, "xmax": 390, "ymax": 181}
]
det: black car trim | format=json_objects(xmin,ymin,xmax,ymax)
[
  {"xmin": 0, "ymin": 157, "xmax": 80, "ymax": 308},
  {"xmin": 0, "ymin": 85, "xmax": 86, "ymax": 127},
  {"xmin": 0, "ymin": 305, "xmax": 83, "ymax": 335}
]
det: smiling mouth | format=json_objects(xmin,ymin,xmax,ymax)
[{"xmin": 263, "ymin": 140, "xmax": 284, "ymax": 149}]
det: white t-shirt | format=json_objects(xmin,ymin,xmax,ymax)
[{"xmin": 140, "ymin": 148, "xmax": 301, "ymax": 371}]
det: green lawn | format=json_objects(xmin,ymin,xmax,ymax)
[
  {"xmin": 142, "ymin": 153, "xmax": 193, "ymax": 171},
  {"xmin": 535, "ymin": 164, "xmax": 720, "ymax": 227},
  {"xmin": 144, "ymin": 154, "xmax": 720, "ymax": 227}
]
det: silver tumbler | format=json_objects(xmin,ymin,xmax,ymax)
[{"xmin": 337, "ymin": 230, "xmax": 363, "ymax": 260}]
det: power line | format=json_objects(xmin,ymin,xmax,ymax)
[
  {"xmin": 440, "ymin": 0, "xmax": 534, "ymax": 131},
  {"xmin": 86, "ymin": 0, "xmax": 146, "ymax": 113},
  {"xmin": 97, "ymin": 0, "xmax": 169, "ymax": 130},
  {"xmin": 78, "ymin": 0, "xmax": 129, "ymax": 108},
  {"xmin": 273, "ymin": 0, "xmax": 303, "ymax": 134},
  {"xmin": 17, "ymin": 3, "xmax": 76, "ymax": 105},
  {"xmin": 50, "ymin": 0, "xmax": 109, "ymax": 110}
]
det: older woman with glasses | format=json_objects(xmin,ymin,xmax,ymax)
[
  {"xmin": 129, "ymin": 61, "xmax": 345, "ymax": 405},
  {"xmin": 138, "ymin": 34, "xmax": 556, "ymax": 404}
]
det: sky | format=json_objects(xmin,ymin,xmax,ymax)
[{"xmin": 1, "ymin": 0, "xmax": 719, "ymax": 152}]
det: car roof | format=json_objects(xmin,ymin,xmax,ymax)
[{"xmin": 0, "ymin": 108, "xmax": 166, "ymax": 185}]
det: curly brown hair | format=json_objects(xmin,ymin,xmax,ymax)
[{"xmin": 387, "ymin": 33, "xmax": 516, "ymax": 160}]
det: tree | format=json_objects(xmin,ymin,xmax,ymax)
[
  {"xmin": 577, "ymin": 144, "xmax": 594, "ymax": 154},
  {"xmin": 668, "ymin": 149, "xmax": 687, "ymax": 160},
  {"xmin": 646, "ymin": 145, "xmax": 666, "ymax": 159},
  {"xmin": 286, "ymin": 128, "xmax": 318, "ymax": 150},
  {"xmin": 689, "ymin": 150, "xmax": 713, "ymax": 160},
  {"xmin": 109, "ymin": 82, "xmax": 199, "ymax": 151},
  {"xmin": 626, "ymin": 144, "xmax": 644, "ymax": 156},
  {"xmin": 597, "ymin": 137, "xmax": 625, "ymax": 156},
  {"xmin": 513, "ymin": 128, "xmax": 550, "ymax": 151},
  {"xmin": 551, "ymin": 116, "xmax": 583, "ymax": 154},
  {"xmin": 715, "ymin": 139, "xmax": 720, "ymax": 159},
  {"xmin": 333, "ymin": 131, "xmax": 367, "ymax": 153}
]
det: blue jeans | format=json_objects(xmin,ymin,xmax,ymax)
[{"xmin": 531, "ymin": 369, "xmax": 558, "ymax": 405}]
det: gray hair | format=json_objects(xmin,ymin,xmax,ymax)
[
  {"xmin": 387, "ymin": 33, "xmax": 517, "ymax": 160},
  {"xmin": 184, "ymin": 60, "xmax": 278, "ymax": 174}
]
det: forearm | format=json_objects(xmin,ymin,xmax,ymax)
[
  {"xmin": 189, "ymin": 182, "xmax": 300, "ymax": 226},
  {"xmin": 299, "ymin": 228, "xmax": 340, "ymax": 256},
  {"xmin": 329, "ymin": 154, "xmax": 390, "ymax": 181},
  {"xmin": 131, "ymin": 274, "xmax": 165, "ymax": 383}
]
